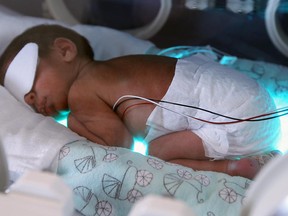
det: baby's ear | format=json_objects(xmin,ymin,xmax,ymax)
[{"xmin": 53, "ymin": 38, "xmax": 77, "ymax": 62}]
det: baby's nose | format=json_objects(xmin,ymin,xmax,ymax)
[{"xmin": 24, "ymin": 92, "xmax": 35, "ymax": 106}]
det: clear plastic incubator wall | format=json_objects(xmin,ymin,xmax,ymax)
[{"xmin": 0, "ymin": 0, "xmax": 288, "ymax": 216}]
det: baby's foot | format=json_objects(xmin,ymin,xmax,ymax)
[{"xmin": 227, "ymin": 150, "xmax": 282, "ymax": 179}]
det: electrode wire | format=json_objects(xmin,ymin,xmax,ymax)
[{"xmin": 113, "ymin": 95, "xmax": 288, "ymax": 124}]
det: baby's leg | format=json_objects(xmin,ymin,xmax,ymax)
[
  {"xmin": 226, "ymin": 150, "xmax": 282, "ymax": 179},
  {"xmin": 148, "ymin": 130, "xmax": 208, "ymax": 161},
  {"xmin": 148, "ymin": 131, "xmax": 281, "ymax": 179},
  {"xmin": 169, "ymin": 150, "xmax": 281, "ymax": 179}
]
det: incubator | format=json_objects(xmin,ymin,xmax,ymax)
[
  {"xmin": 44, "ymin": 0, "xmax": 288, "ymax": 58},
  {"xmin": 0, "ymin": 0, "xmax": 288, "ymax": 216},
  {"xmin": 0, "ymin": 139, "xmax": 73, "ymax": 216},
  {"xmin": 0, "ymin": 171, "xmax": 74, "ymax": 216}
]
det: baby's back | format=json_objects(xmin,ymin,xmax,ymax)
[{"xmin": 106, "ymin": 55, "xmax": 178, "ymax": 136}]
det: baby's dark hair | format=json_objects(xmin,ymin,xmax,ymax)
[{"xmin": 0, "ymin": 24, "xmax": 94, "ymax": 85}]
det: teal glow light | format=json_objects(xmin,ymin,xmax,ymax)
[
  {"xmin": 54, "ymin": 110, "xmax": 70, "ymax": 127},
  {"xmin": 274, "ymin": 96, "xmax": 288, "ymax": 154},
  {"xmin": 279, "ymin": 114, "xmax": 288, "ymax": 154},
  {"xmin": 131, "ymin": 137, "xmax": 148, "ymax": 155},
  {"xmin": 157, "ymin": 46, "xmax": 218, "ymax": 59},
  {"xmin": 57, "ymin": 118, "xmax": 68, "ymax": 127}
]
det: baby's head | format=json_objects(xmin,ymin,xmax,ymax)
[{"xmin": 0, "ymin": 24, "xmax": 94, "ymax": 106}]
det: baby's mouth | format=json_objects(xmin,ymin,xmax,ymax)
[
  {"xmin": 45, "ymin": 104, "xmax": 60, "ymax": 117},
  {"xmin": 37, "ymin": 98, "xmax": 49, "ymax": 115},
  {"xmin": 38, "ymin": 106, "xmax": 47, "ymax": 116}
]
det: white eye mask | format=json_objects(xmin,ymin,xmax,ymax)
[{"xmin": 4, "ymin": 43, "xmax": 38, "ymax": 107}]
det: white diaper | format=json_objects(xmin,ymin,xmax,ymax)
[{"xmin": 145, "ymin": 54, "xmax": 280, "ymax": 159}]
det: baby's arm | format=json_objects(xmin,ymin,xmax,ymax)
[
  {"xmin": 68, "ymin": 106, "xmax": 133, "ymax": 149},
  {"xmin": 68, "ymin": 114, "xmax": 107, "ymax": 144}
]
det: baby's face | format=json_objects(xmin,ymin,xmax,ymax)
[
  {"xmin": 24, "ymin": 56, "xmax": 70, "ymax": 117},
  {"xmin": 4, "ymin": 42, "xmax": 73, "ymax": 117}
]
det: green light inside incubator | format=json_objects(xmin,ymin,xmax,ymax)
[
  {"xmin": 54, "ymin": 110, "xmax": 70, "ymax": 127},
  {"xmin": 273, "ymin": 95, "xmax": 288, "ymax": 154},
  {"xmin": 131, "ymin": 137, "xmax": 148, "ymax": 155}
]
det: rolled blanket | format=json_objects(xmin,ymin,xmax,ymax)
[
  {"xmin": 0, "ymin": 86, "xmax": 85, "ymax": 181},
  {"xmin": 57, "ymin": 140, "xmax": 250, "ymax": 216}
]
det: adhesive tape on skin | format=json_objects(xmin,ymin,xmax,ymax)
[{"xmin": 4, "ymin": 43, "xmax": 39, "ymax": 108}]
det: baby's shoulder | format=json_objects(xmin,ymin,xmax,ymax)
[
  {"xmin": 68, "ymin": 78, "xmax": 97, "ymax": 103},
  {"xmin": 68, "ymin": 87, "xmax": 109, "ymax": 116}
]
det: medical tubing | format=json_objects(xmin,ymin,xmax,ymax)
[
  {"xmin": 113, "ymin": 95, "xmax": 288, "ymax": 124},
  {"xmin": 156, "ymin": 45, "xmax": 235, "ymax": 61},
  {"xmin": 119, "ymin": 100, "xmax": 287, "ymax": 123},
  {"xmin": 157, "ymin": 46, "xmax": 217, "ymax": 57},
  {"xmin": 150, "ymin": 98, "xmax": 288, "ymax": 122},
  {"xmin": 120, "ymin": 102, "xmax": 152, "ymax": 120}
]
